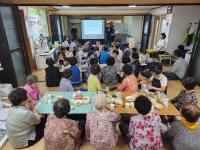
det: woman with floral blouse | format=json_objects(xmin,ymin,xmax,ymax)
[
  {"xmin": 44, "ymin": 99, "xmax": 82, "ymax": 150},
  {"xmin": 119, "ymin": 95, "xmax": 163, "ymax": 150},
  {"xmin": 86, "ymin": 93, "xmax": 121, "ymax": 150},
  {"xmin": 171, "ymin": 77, "xmax": 197, "ymax": 110}
]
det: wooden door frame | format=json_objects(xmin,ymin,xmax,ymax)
[
  {"xmin": 19, "ymin": 9, "xmax": 36, "ymax": 71},
  {"xmin": 14, "ymin": 6, "xmax": 31, "ymax": 75},
  {"xmin": 149, "ymin": 16, "xmax": 160, "ymax": 48}
]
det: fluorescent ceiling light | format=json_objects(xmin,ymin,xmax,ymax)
[
  {"xmin": 62, "ymin": 5, "xmax": 70, "ymax": 8},
  {"xmin": 129, "ymin": 5, "xmax": 136, "ymax": 8}
]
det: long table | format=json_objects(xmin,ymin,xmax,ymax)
[
  {"xmin": 36, "ymin": 92, "xmax": 96, "ymax": 114},
  {"xmin": 110, "ymin": 92, "xmax": 180, "ymax": 116},
  {"xmin": 35, "ymin": 92, "xmax": 180, "ymax": 116}
]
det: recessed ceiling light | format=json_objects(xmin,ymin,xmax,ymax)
[
  {"xmin": 129, "ymin": 5, "xmax": 136, "ymax": 8},
  {"xmin": 62, "ymin": 5, "xmax": 70, "ymax": 8}
]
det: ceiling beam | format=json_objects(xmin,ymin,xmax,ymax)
[{"xmin": 1, "ymin": 0, "xmax": 200, "ymax": 5}]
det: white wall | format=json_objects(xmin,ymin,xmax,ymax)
[
  {"xmin": 50, "ymin": 9, "xmax": 150, "ymax": 15},
  {"xmin": 151, "ymin": 6, "xmax": 168, "ymax": 16},
  {"xmin": 124, "ymin": 16, "xmax": 143, "ymax": 47},
  {"xmin": 167, "ymin": 6, "xmax": 200, "ymax": 53}
]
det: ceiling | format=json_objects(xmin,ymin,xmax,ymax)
[
  {"xmin": 1, "ymin": 0, "xmax": 200, "ymax": 5},
  {"xmin": 52, "ymin": 6, "xmax": 160, "ymax": 10}
]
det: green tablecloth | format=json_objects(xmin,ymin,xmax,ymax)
[{"xmin": 35, "ymin": 92, "xmax": 96, "ymax": 114}]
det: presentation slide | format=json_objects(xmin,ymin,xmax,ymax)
[{"xmin": 81, "ymin": 20, "xmax": 105, "ymax": 39}]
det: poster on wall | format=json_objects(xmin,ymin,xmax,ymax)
[
  {"xmin": 161, "ymin": 14, "xmax": 173, "ymax": 44},
  {"xmin": 27, "ymin": 7, "xmax": 46, "ymax": 40}
]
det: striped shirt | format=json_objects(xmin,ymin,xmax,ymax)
[
  {"xmin": 117, "ymin": 74, "xmax": 138, "ymax": 92},
  {"xmin": 164, "ymin": 120, "xmax": 200, "ymax": 150}
]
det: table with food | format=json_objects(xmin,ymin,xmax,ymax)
[{"xmin": 35, "ymin": 91, "xmax": 179, "ymax": 116}]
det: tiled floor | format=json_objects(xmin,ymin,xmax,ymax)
[{"xmin": 3, "ymin": 69, "xmax": 200, "ymax": 150}]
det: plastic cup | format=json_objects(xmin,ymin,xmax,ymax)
[
  {"xmin": 106, "ymin": 87, "xmax": 109, "ymax": 92},
  {"xmin": 48, "ymin": 94, "xmax": 52, "ymax": 99},
  {"xmin": 71, "ymin": 105, "xmax": 75, "ymax": 110},
  {"xmin": 125, "ymin": 103, "xmax": 130, "ymax": 108}
]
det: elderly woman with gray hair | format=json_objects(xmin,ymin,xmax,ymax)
[
  {"xmin": 23, "ymin": 75, "xmax": 41, "ymax": 104},
  {"xmin": 85, "ymin": 93, "xmax": 121, "ymax": 150}
]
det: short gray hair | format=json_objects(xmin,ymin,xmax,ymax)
[
  {"xmin": 94, "ymin": 93, "xmax": 107, "ymax": 110},
  {"xmin": 26, "ymin": 75, "xmax": 38, "ymax": 84}
]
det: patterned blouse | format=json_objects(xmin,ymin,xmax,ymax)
[
  {"xmin": 44, "ymin": 114, "xmax": 82, "ymax": 150},
  {"xmin": 86, "ymin": 109, "xmax": 120, "ymax": 150},
  {"xmin": 101, "ymin": 66, "xmax": 118, "ymax": 85},
  {"xmin": 117, "ymin": 74, "xmax": 138, "ymax": 92},
  {"xmin": 128, "ymin": 112, "xmax": 163, "ymax": 150},
  {"xmin": 171, "ymin": 90, "xmax": 197, "ymax": 110}
]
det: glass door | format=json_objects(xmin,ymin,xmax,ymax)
[
  {"xmin": 140, "ymin": 15, "xmax": 152, "ymax": 53},
  {"xmin": 0, "ymin": 6, "xmax": 29, "ymax": 86}
]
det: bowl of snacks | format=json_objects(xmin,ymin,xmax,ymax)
[{"xmin": 73, "ymin": 100, "xmax": 83, "ymax": 106}]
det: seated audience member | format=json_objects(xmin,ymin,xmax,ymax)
[
  {"xmin": 85, "ymin": 58, "xmax": 99, "ymax": 79},
  {"xmin": 62, "ymin": 36, "xmax": 70, "ymax": 48},
  {"xmin": 140, "ymin": 61, "xmax": 161, "ymax": 79},
  {"xmin": 59, "ymin": 69, "xmax": 73, "ymax": 92},
  {"xmin": 163, "ymin": 104, "xmax": 200, "ymax": 150},
  {"xmin": 6, "ymin": 88, "xmax": 43, "ymax": 149},
  {"xmin": 94, "ymin": 41, "xmax": 102, "ymax": 52},
  {"xmin": 114, "ymin": 42, "xmax": 123, "ymax": 60},
  {"xmin": 60, "ymin": 46, "xmax": 67, "ymax": 54},
  {"xmin": 132, "ymin": 47, "xmax": 137, "ymax": 53},
  {"xmin": 117, "ymin": 64, "xmax": 138, "ymax": 92},
  {"xmin": 72, "ymin": 49, "xmax": 82, "ymax": 64},
  {"xmin": 171, "ymin": 77, "xmax": 197, "ymax": 110},
  {"xmin": 69, "ymin": 38, "xmax": 78, "ymax": 52},
  {"xmin": 164, "ymin": 49, "xmax": 187, "ymax": 80},
  {"xmin": 131, "ymin": 52, "xmax": 140, "ymax": 77},
  {"xmin": 123, "ymin": 42, "xmax": 132, "ymax": 58},
  {"xmin": 99, "ymin": 45, "xmax": 110, "ymax": 64},
  {"xmin": 85, "ymin": 51, "xmax": 94, "ymax": 65},
  {"xmin": 112, "ymin": 49, "xmax": 121, "ymax": 63},
  {"xmin": 101, "ymin": 57, "xmax": 118, "ymax": 85},
  {"xmin": 63, "ymin": 57, "xmax": 69, "ymax": 67},
  {"xmin": 177, "ymin": 45, "xmax": 188, "ymax": 59},
  {"xmin": 119, "ymin": 95, "xmax": 163, "ymax": 149},
  {"xmin": 44, "ymin": 99, "xmax": 82, "ymax": 150},
  {"xmin": 45, "ymin": 58, "xmax": 61, "ymax": 87},
  {"xmin": 65, "ymin": 47, "xmax": 73, "ymax": 58},
  {"xmin": 147, "ymin": 63, "xmax": 168, "ymax": 93},
  {"xmin": 86, "ymin": 93, "xmax": 121, "ymax": 150},
  {"xmin": 57, "ymin": 52, "xmax": 66, "ymax": 66},
  {"xmin": 24, "ymin": 75, "xmax": 41, "ymax": 103},
  {"xmin": 178, "ymin": 45, "xmax": 185, "ymax": 51},
  {"xmin": 112, "ymin": 49, "xmax": 123, "ymax": 72},
  {"xmin": 88, "ymin": 64, "xmax": 102, "ymax": 92},
  {"xmin": 68, "ymin": 57, "xmax": 82, "ymax": 87},
  {"xmin": 122, "ymin": 56, "xmax": 131, "ymax": 65}
]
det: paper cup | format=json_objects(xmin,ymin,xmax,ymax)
[
  {"xmin": 106, "ymin": 87, "xmax": 109, "ymax": 92},
  {"xmin": 125, "ymin": 103, "xmax": 130, "ymax": 108},
  {"xmin": 110, "ymin": 104, "xmax": 115, "ymax": 111},
  {"xmin": 163, "ymin": 101, "xmax": 169, "ymax": 108},
  {"xmin": 130, "ymin": 102, "xmax": 134, "ymax": 108}
]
